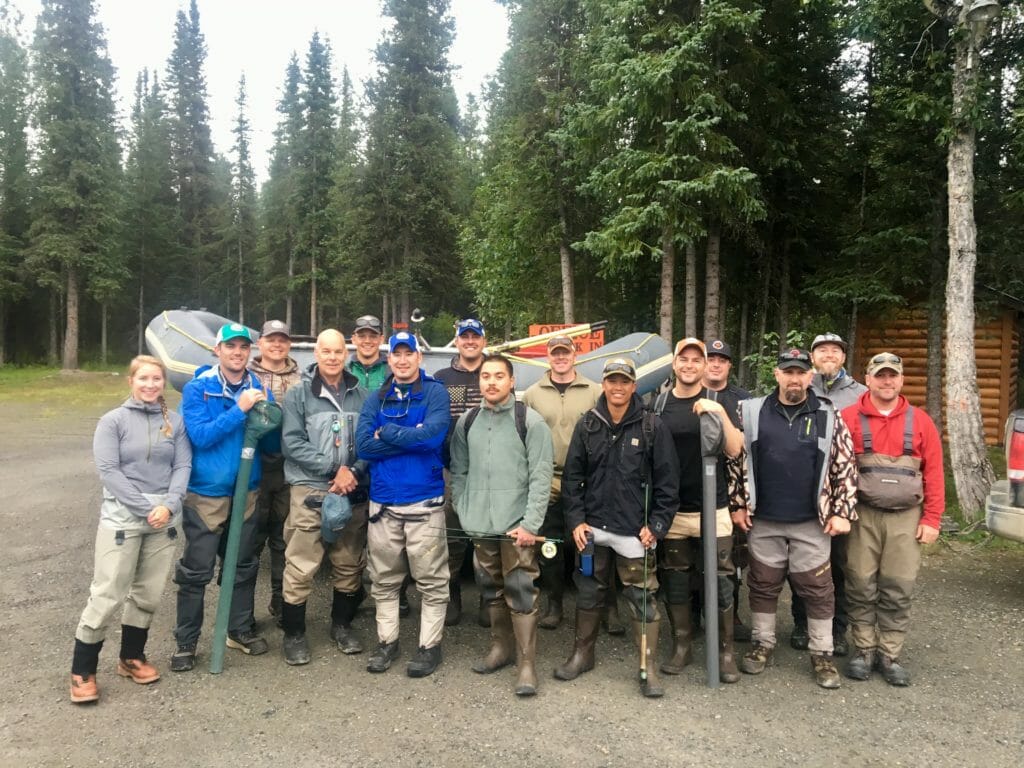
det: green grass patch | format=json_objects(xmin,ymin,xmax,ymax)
[{"xmin": 0, "ymin": 366, "xmax": 182, "ymax": 412}]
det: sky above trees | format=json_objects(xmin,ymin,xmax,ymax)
[{"xmin": 6, "ymin": 0, "xmax": 508, "ymax": 180}]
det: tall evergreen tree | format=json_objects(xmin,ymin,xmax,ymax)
[
  {"xmin": 258, "ymin": 53, "xmax": 303, "ymax": 327},
  {"xmin": 123, "ymin": 69, "xmax": 180, "ymax": 352},
  {"xmin": 28, "ymin": 0, "xmax": 122, "ymax": 370},
  {"xmin": 0, "ymin": 2, "xmax": 31, "ymax": 365},
  {"xmin": 166, "ymin": 0, "xmax": 216, "ymax": 307},
  {"xmin": 362, "ymin": 0, "xmax": 462, "ymax": 324},
  {"xmin": 293, "ymin": 31, "xmax": 337, "ymax": 334},
  {"xmin": 230, "ymin": 73, "xmax": 258, "ymax": 323}
]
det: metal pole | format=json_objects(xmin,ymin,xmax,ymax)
[
  {"xmin": 701, "ymin": 454, "xmax": 720, "ymax": 688},
  {"xmin": 209, "ymin": 401, "xmax": 282, "ymax": 674}
]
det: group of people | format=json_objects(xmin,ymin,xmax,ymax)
[{"xmin": 69, "ymin": 319, "xmax": 943, "ymax": 704}]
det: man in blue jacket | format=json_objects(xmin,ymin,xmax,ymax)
[
  {"xmin": 171, "ymin": 323, "xmax": 274, "ymax": 672},
  {"xmin": 356, "ymin": 331, "xmax": 451, "ymax": 678}
]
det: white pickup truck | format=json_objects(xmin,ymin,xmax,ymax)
[{"xmin": 985, "ymin": 408, "xmax": 1024, "ymax": 542}]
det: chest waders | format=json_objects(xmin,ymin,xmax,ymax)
[{"xmin": 209, "ymin": 400, "xmax": 283, "ymax": 674}]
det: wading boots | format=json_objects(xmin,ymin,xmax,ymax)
[
  {"xmin": 472, "ymin": 601, "xmax": 514, "ymax": 674},
  {"xmin": 511, "ymin": 611, "xmax": 539, "ymax": 697},
  {"xmin": 660, "ymin": 602, "xmax": 694, "ymax": 675},
  {"xmin": 554, "ymin": 608, "xmax": 601, "ymax": 681},
  {"xmin": 633, "ymin": 619, "xmax": 664, "ymax": 698}
]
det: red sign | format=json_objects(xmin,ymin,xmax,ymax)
[{"xmin": 518, "ymin": 324, "xmax": 605, "ymax": 358}]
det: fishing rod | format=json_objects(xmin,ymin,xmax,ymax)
[{"xmin": 428, "ymin": 526, "xmax": 564, "ymax": 559}]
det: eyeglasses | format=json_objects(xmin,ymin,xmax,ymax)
[
  {"xmin": 870, "ymin": 353, "xmax": 902, "ymax": 365},
  {"xmin": 354, "ymin": 315, "xmax": 383, "ymax": 333},
  {"xmin": 456, "ymin": 319, "xmax": 484, "ymax": 334},
  {"xmin": 381, "ymin": 389, "xmax": 412, "ymax": 420}
]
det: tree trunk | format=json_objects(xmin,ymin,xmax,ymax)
[
  {"xmin": 848, "ymin": 301, "xmax": 858, "ymax": 373},
  {"xmin": 684, "ymin": 242, "xmax": 697, "ymax": 337},
  {"xmin": 557, "ymin": 197, "xmax": 576, "ymax": 324},
  {"xmin": 703, "ymin": 223, "xmax": 721, "ymax": 340},
  {"xmin": 927, "ymin": 196, "xmax": 946, "ymax": 430},
  {"xmin": 100, "ymin": 302, "xmax": 108, "ymax": 366},
  {"xmin": 382, "ymin": 293, "xmax": 390, "ymax": 333},
  {"xmin": 756, "ymin": 256, "xmax": 770, "ymax": 363},
  {"xmin": 63, "ymin": 268, "xmax": 79, "ymax": 371},
  {"xmin": 738, "ymin": 299, "xmax": 749, "ymax": 387},
  {"xmin": 238, "ymin": 241, "xmax": 245, "ymax": 324},
  {"xmin": 48, "ymin": 290, "xmax": 58, "ymax": 366},
  {"xmin": 137, "ymin": 257, "xmax": 145, "ymax": 355},
  {"xmin": 777, "ymin": 246, "xmax": 790, "ymax": 343},
  {"xmin": 944, "ymin": 23, "xmax": 996, "ymax": 521},
  {"xmin": 309, "ymin": 247, "xmax": 318, "ymax": 336},
  {"xmin": 0, "ymin": 299, "xmax": 5, "ymax": 366},
  {"xmin": 659, "ymin": 225, "xmax": 675, "ymax": 345},
  {"xmin": 285, "ymin": 245, "xmax": 294, "ymax": 330}
]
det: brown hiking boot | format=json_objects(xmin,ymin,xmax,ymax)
[
  {"xmin": 472, "ymin": 602, "xmax": 514, "ymax": 674},
  {"xmin": 718, "ymin": 609, "xmax": 740, "ymax": 684},
  {"xmin": 811, "ymin": 653, "xmax": 841, "ymax": 689},
  {"xmin": 117, "ymin": 658, "xmax": 161, "ymax": 685},
  {"xmin": 633, "ymin": 619, "xmax": 664, "ymax": 698},
  {"xmin": 875, "ymin": 654, "xmax": 911, "ymax": 686},
  {"xmin": 660, "ymin": 602, "xmax": 693, "ymax": 675},
  {"xmin": 511, "ymin": 611, "xmax": 539, "ymax": 697},
  {"xmin": 70, "ymin": 674, "xmax": 99, "ymax": 704},
  {"xmin": 740, "ymin": 643, "xmax": 774, "ymax": 675},
  {"xmin": 554, "ymin": 608, "xmax": 601, "ymax": 681}
]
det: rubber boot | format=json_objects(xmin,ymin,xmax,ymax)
[
  {"xmin": 444, "ymin": 580, "xmax": 462, "ymax": 627},
  {"xmin": 269, "ymin": 578, "xmax": 283, "ymax": 622},
  {"xmin": 553, "ymin": 608, "xmax": 601, "ymax": 681},
  {"xmin": 511, "ymin": 611, "xmax": 539, "ymax": 696},
  {"xmin": 472, "ymin": 602, "xmax": 514, "ymax": 674},
  {"xmin": 477, "ymin": 594, "xmax": 491, "ymax": 628},
  {"xmin": 330, "ymin": 589, "xmax": 364, "ymax": 654},
  {"xmin": 280, "ymin": 601, "xmax": 311, "ymax": 666},
  {"xmin": 660, "ymin": 602, "xmax": 693, "ymax": 675},
  {"xmin": 70, "ymin": 638, "xmax": 103, "ymax": 704},
  {"xmin": 718, "ymin": 609, "xmax": 740, "ymax": 683},
  {"xmin": 603, "ymin": 581, "xmax": 625, "ymax": 635},
  {"xmin": 538, "ymin": 551, "xmax": 565, "ymax": 630},
  {"xmin": 634, "ymin": 619, "xmax": 664, "ymax": 698}
]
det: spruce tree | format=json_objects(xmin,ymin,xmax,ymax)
[
  {"xmin": 230, "ymin": 74, "xmax": 257, "ymax": 323},
  {"xmin": 28, "ymin": 0, "xmax": 122, "ymax": 370}
]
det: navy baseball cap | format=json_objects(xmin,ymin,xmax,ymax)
[
  {"xmin": 455, "ymin": 318, "xmax": 485, "ymax": 336},
  {"xmin": 388, "ymin": 331, "xmax": 419, "ymax": 354}
]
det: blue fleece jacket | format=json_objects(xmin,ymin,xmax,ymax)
[
  {"xmin": 181, "ymin": 364, "xmax": 275, "ymax": 497},
  {"xmin": 355, "ymin": 371, "xmax": 450, "ymax": 505}
]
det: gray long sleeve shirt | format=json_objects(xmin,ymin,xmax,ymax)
[{"xmin": 93, "ymin": 398, "xmax": 192, "ymax": 531}]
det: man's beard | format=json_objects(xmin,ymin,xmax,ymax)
[{"xmin": 782, "ymin": 387, "xmax": 806, "ymax": 405}]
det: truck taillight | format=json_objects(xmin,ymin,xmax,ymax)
[{"xmin": 1007, "ymin": 412, "xmax": 1024, "ymax": 508}]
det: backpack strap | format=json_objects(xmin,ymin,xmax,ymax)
[
  {"xmin": 652, "ymin": 389, "xmax": 670, "ymax": 416},
  {"xmin": 462, "ymin": 402, "xmax": 528, "ymax": 446}
]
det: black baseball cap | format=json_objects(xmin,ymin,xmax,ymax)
[
  {"xmin": 706, "ymin": 339, "xmax": 732, "ymax": 359},
  {"xmin": 777, "ymin": 348, "xmax": 812, "ymax": 371}
]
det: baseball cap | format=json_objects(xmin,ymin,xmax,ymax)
[
  {"xmin": 260, "ymin": 319, "xmax": 290, "ymax": 338},
  {"xmin": 216, "ymin": 323, "xmax": 253, "ymax": 344},
  {"xmin": 455, "ymin": 318, "xmax": 485, "ymax": 337},
  {"xmin": 673, "ymin": 337, "xmax": 707, "ymax": 358},
  {"xmin": 388, "ymin": 331, "xmax": 419, "ymax": 354},
  {"xmin": 602, "ymin": 357, "xmax": 637, "ymax": 381},
  {"xmin": 547, "ymin": 335, "xmax": 575, "ymax": 353},
  {"xmin": 777, "ymin": 348, "xmax": 812, "ymax": 371},
  {"xmin": 706, "ymin": 339, "xmax": 732, "ymax": 359},
  {"xmin": 866, "ymin": 352, "xmax": 903, "ymax": 376},
  {"xmin": 353, "ymin": 315, "xmax": 383, "ymax": 334},
  {"xmin": 811, "ymin": 332, "xmax": 847, "ymax": 352}
]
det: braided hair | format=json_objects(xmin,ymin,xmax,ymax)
[{"xmin": 129, "ymin": 355, "xmax": 174, "ymax": 437}]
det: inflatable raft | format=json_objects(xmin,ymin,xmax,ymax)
[{"xmin": 145, "ymin": 309, "xmax": 672, "ymax": 394}]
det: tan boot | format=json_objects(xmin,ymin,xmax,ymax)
[
  {"xmin": 117, "ymin": 657, "xmax": 161, "ymax": 685},
  {"xmin": 660, "ymin": 602, "xmax": 693, "ymax": 675},
  {"xmin": 718, "ymin": 609, "xmax": 740, "ymax": 683},
  {"xmin": 511, "ymin": 611, "xmax": 539, "ymax": 696},
  {"xmin": 471, "ymin": 601, "xmax": 513, "ymax": 674},
  {"xmin": 553, "ymin": 608, "xmax": 601, "ymax": 680},
  {"xmin": 70, "ymin": 674, "xmax": 99, "ymax": 704},
  {"xmin": 634, "ymin": 619, "xmax": 664, "ymax": 698}
]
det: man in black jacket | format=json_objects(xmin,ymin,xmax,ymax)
[{"xmin": 554, "ymin": 358, "xmax": 680, "ymax": 697}]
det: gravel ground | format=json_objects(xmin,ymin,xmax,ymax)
[{"xmin": 1, "ymin": 392, "xmax": 1022, "ymax": 768}]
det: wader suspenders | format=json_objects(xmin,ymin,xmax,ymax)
[{"xmin": 859, "ymin": 406, "xmax": 915, "ymax": 455}]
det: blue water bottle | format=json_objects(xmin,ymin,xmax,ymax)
[{"xmin": 580, "ymin": 530, "xmax": 595, "ymax": 577}]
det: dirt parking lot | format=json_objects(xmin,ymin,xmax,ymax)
[{"xmin": 1, "ymin": 374, "xmax": 1022, "ymax": 767}]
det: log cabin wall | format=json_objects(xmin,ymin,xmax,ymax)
[{"xmin": 854, "ymin": 308, "xmax": 1021, "ymax": 446}]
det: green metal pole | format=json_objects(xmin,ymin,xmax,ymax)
[{"xmin": 209, "ymin": 400, "xmax": 282, "ymax": 674}]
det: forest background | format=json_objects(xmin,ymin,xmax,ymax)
[{"xmin": 0, "ymin": 1, "xmax": 1022, "ymax": 515}]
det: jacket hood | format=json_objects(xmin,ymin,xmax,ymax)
[
  {"xmin": 593, "ymin": 393, "xmax": 644, "ymax": 427},
  {"xmin": 121, "ymin": 398, "xmax": 165, "ymax": 413},
  {"xmin": 304, "ymin": 362, "xmax": 360, "ymax": 394},
  {"xmin": 853, "ymin": 390, "xmax": 909, "ymax": 418},
  {"xmin": 250, "ymin": 356, "xmax": 299, "ymax": 377}
]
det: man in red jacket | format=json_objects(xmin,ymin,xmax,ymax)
[{"xmin": 840, "ymin": 352, "xmax": 944, "ymax": 687}]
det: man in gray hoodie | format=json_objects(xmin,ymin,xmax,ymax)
[{"xmin": 449, "ymin": 354, "xmax": 553, "ymax": 696}]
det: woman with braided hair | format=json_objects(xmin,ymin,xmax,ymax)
[{"xmin": 70, "ymin": 356, "xmax": 192, "ymax": 703}]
